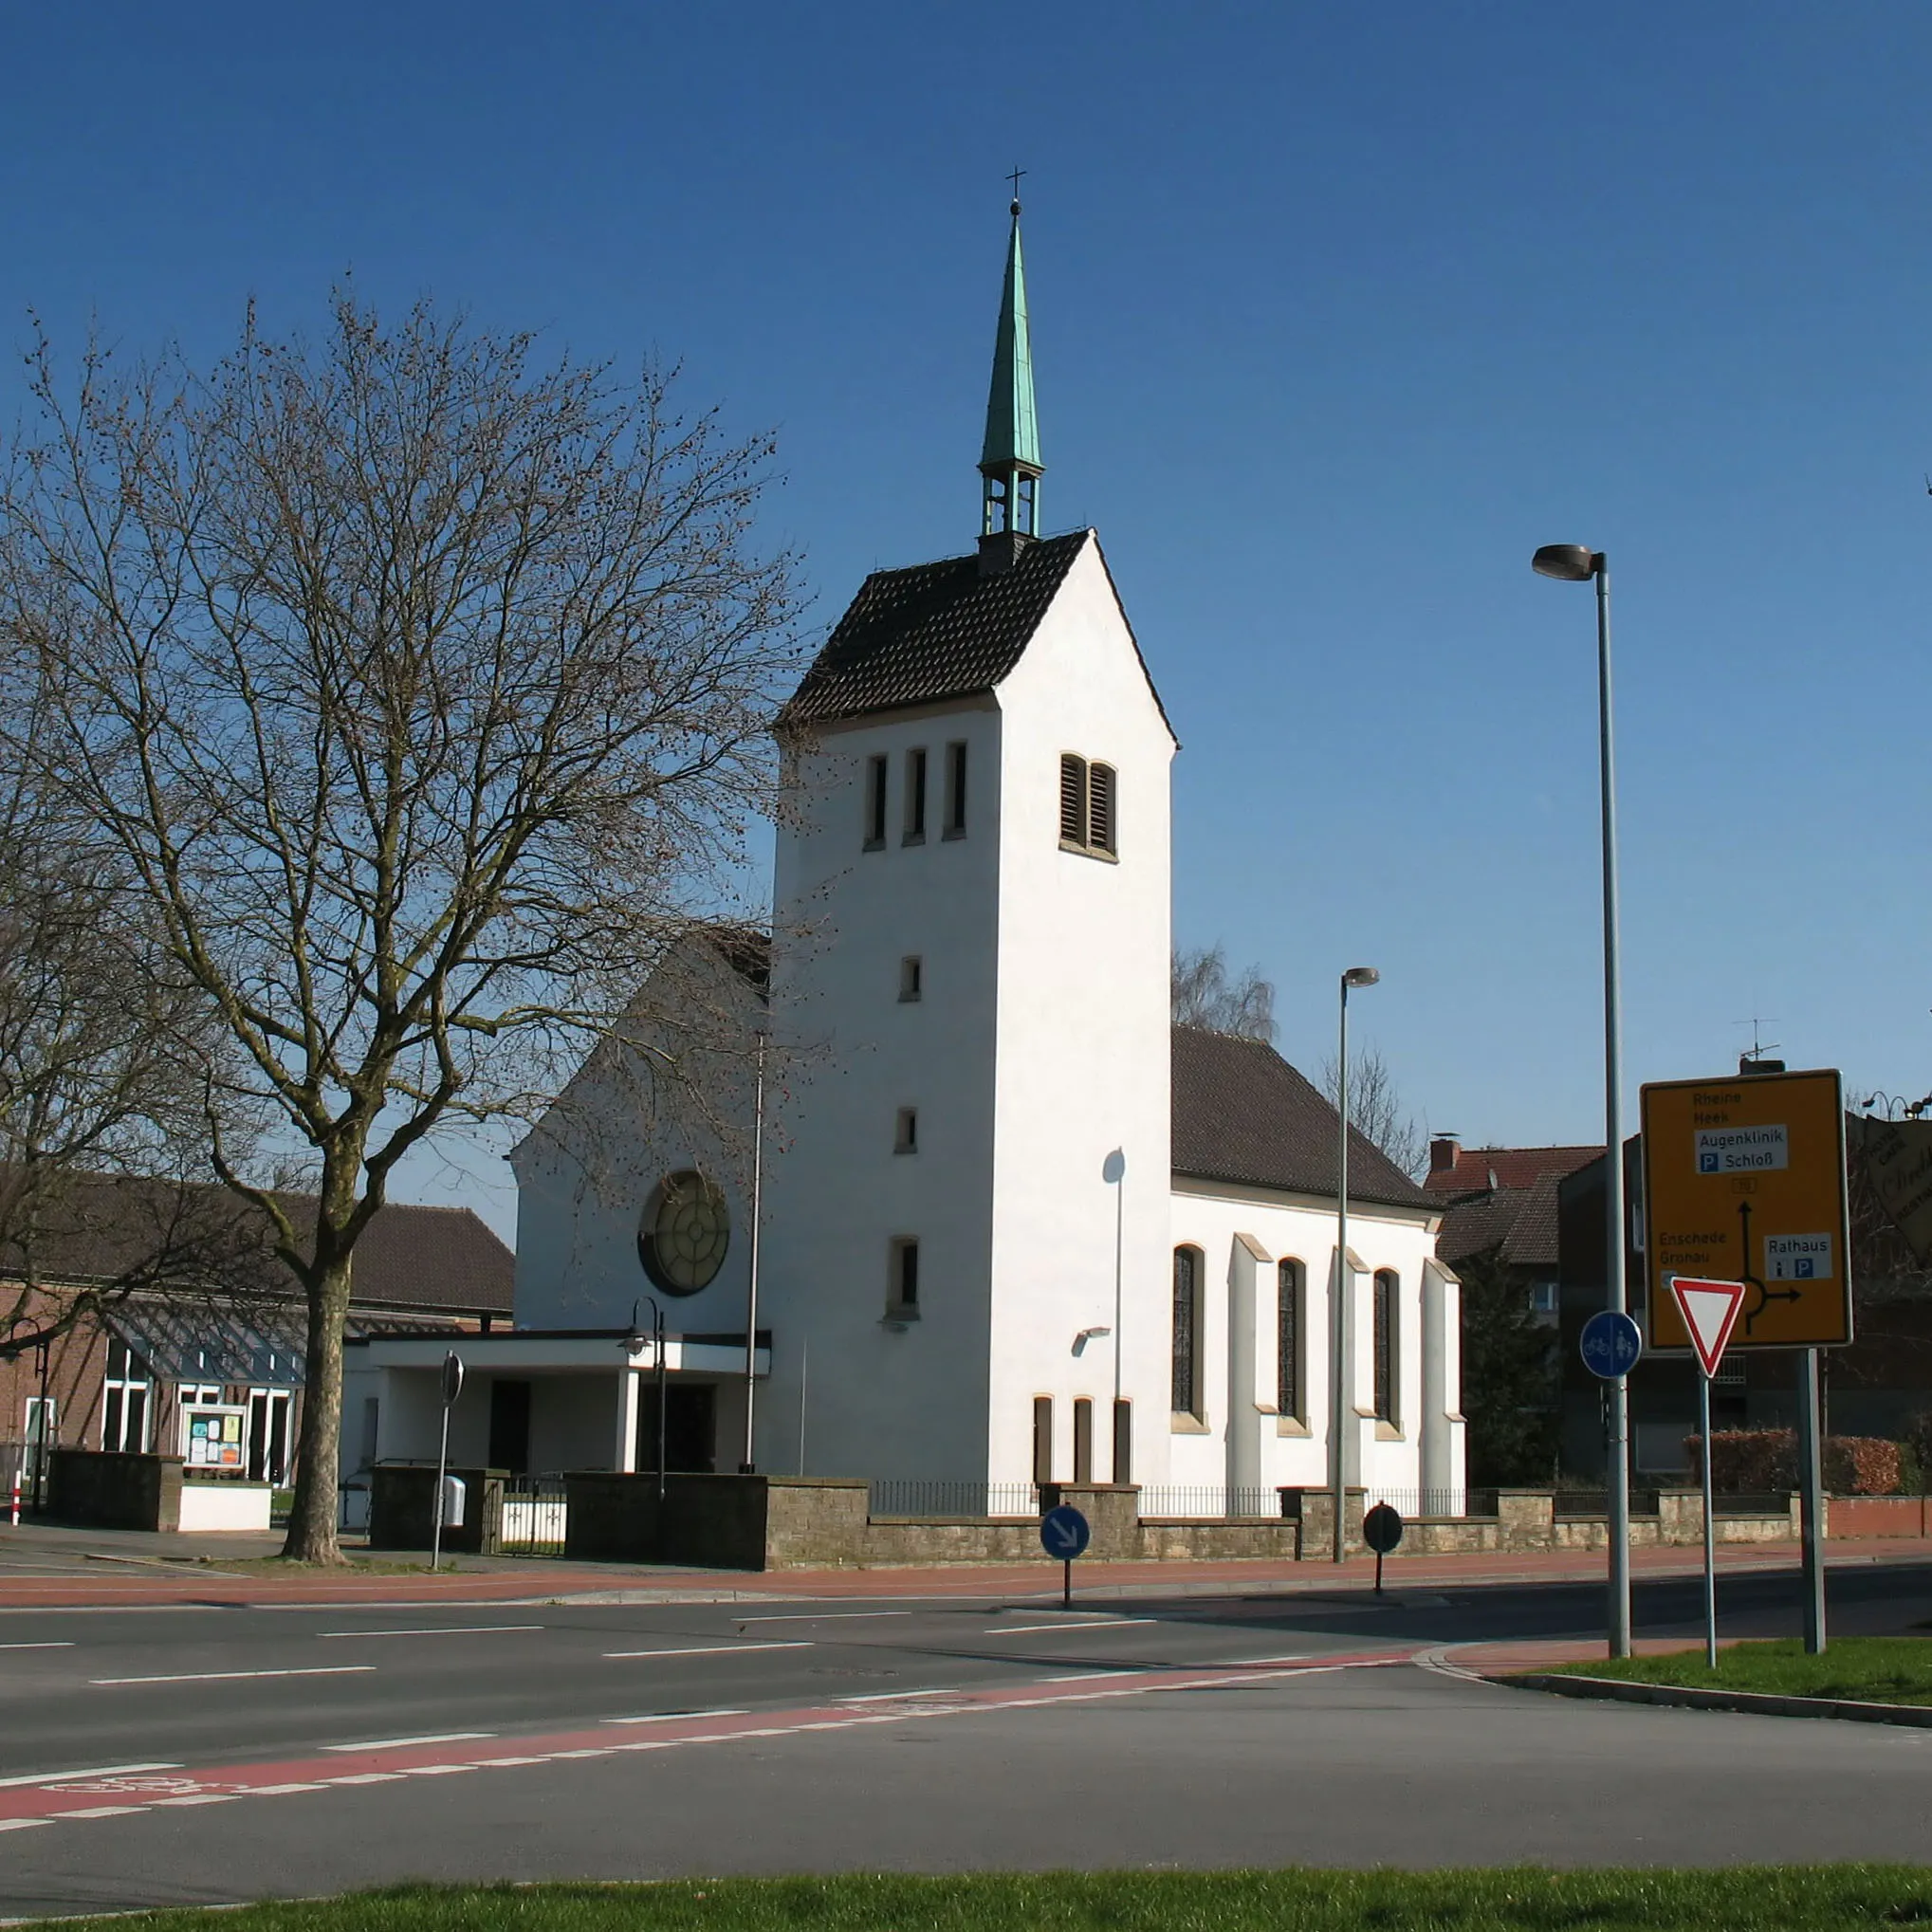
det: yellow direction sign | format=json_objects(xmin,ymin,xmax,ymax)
[{"xmin": 1641, "ymin": 1068, "xmax": 1851, "ymax": 1351}]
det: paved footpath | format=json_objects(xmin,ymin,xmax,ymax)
[{"xmin": 8, "ymin": 1519, "xmax": 1927, "ymax": 1610}]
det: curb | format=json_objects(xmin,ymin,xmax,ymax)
[{"xmin": 1502, "ymin": 1670, "xmax": 1932, "ymax": 1728}]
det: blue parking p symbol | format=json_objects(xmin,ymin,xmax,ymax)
[{"xmin": 1699, "ymin": 1152, "xmax": 1719, "ymax": 1173}]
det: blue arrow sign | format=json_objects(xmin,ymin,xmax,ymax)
[
  {"xmin": 1040, "ymin": 1504, "xmax": 1091, "ymax": 1560},
  {"xmin": 1579, "ymin": 1309, "xmax": 1643, "ymax": 1381}
]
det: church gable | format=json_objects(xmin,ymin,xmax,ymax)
[{"xmin": 780, "ymin": 529, "xmax": 1090, "ymax": 728}]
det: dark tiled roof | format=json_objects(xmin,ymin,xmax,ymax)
[
  {"xmin": 780, "ymin": 531, "xmax": 1091, "ymax": 727},
  {"xmin": 1434, "ymin": 1190, "xmax": 1527, "ymax": 1266},
  {"xmin": 1170, "ymin": 1027, "xmax": 1436, "ymax": 1212},
  {"xmin": 1500, "ymin": 1170, "xmax": 1565, "ymax": 1270},
  {"xmin": 5, "ymin": 1172, "xmax": 512, "ymax": 1316},
  {"xmin": 1424, "ymin": 1144, "xmax": 1600, "ymax": 1199}
]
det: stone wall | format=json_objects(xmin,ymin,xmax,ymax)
[
  {"xmin": 549, "ymin": 1475, "xmax": 1810, "ymax": 1572},
  {"xmin": 368, "ymin": 1465, "xmax": 506, "ymax": 1555},
  {"xmin": 46, "ymin": 1449, "xmax": 183, "ymax": 1532}
]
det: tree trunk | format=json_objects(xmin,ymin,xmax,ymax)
[{"xmin": 281, "ymin": 1252, "xmax": 353, "ymax": 1563}]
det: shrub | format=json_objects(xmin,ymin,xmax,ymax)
[
  {"xmin": 1684, "ymin": 1429, "xmax": 1795, "ymax": 1491},
  {"xmin": 1905, "ymin": 1412, "xmax": 1932, "ymax": 1481},
  {"xmin": 1824, "ymin": 1436, "xmax": 1901, "ymax": 1496},
  {"xmin": 1898, "ymin": 1442, "xmax": 1924, "ymax": 1497}
]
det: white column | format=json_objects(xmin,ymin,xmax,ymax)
[
  {"xmin": 614, "ymin": 1367, "xmax": 640, "ymax": 1475},
  {"xmin": 1420, "ymin": 1258, "xmax": 1465, "ymax": 1508},
  {"xmin": 1227, "ymin": 1234, "xmax": 1268, "ymax": 1498}
]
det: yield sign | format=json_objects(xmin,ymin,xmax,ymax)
[{"xmin": 1668, "ymin": 1275, "xmax": 1749, "ymax": 1380}]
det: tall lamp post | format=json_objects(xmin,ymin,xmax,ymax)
[
  {"xmin": 1333, "ymin": 965, "xmax": 1380, "ymax": 1565},
  {"xmin": 1531, "ymin": 542, "xmax": 1630, "ymax": 1659}
]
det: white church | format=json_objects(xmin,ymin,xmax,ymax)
[{"xmin": 344, "ymin": 202, "xmax": 1465, "ymax": 1519}]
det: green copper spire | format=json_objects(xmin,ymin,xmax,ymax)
[{"xmin": 979, "ymin": 188, "xmax": 1042, "ymax": 548}]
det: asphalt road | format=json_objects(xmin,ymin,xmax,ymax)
[{"xmin": 1, "ymin": 1556, "xmax": 1930, "ymax": 1920}]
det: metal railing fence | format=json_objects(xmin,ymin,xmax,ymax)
[
  {"xmin": 1356, "ymin": 1487, "xmax": 1480, "ymax": 1521},
  {"xmin": 867, "ymin": 1479, "xmax": 1040, "ymax": 1518},
  {"xmin": 1136, "ymin": 1484, "xmax": 1287, "ymax": 1518}
]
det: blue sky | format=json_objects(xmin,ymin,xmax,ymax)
[{"xmin": 5, "ymin": 4, "xmax": 1928, "ymax": 1237}]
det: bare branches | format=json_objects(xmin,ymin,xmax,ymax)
[
  {"xmin": 2, "ymin": 290, "xmax": 802, "ymax": 1556},
  {"xmin": 1319, "ymin": 1045, "xmax": 1426, "ymax": 1181},
  {"xmin": 1171, "ymin": 944, "xmax": 1276, "ymax": 1042}
]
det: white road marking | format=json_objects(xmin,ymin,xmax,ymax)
[
  {"xmin": 252, "ymin": 1782, "xmax": 329, "ymax": 1794},
  {"xmin": 318, "ymin": 1625, "xmax": 544, "ymax": 1639},
  {"xmin": 148, "ymin": 1794, "xmax": 238, "ymax": 1808},
  {"xmin": 736, "ymin": 1610, "xmax": 911, "ymax": 1622},
  {"xmin": 602, "ymin": 1709, "xmax": 749, "ymax": 1723},
  {"xmin": 0, "ymin": 1818, "xmax": 51, "ymax": 1831},
  {"xmin": 1040, "ymin": 1668, "xmax": 1153, "ymax": 1682},
  {"xmin": 322, "ymin": 1732, "xmax": 495, "ymax": 1753},
  {"xmin": 0, "ymin": 1762, "xmax": 182, "ymax": 1788},
  {"xmin": 0, "ymin": 1641, "xmax": 74, "ymax": 1650},
  {"xmin": 399, "ymin": 1764, "xmax": 477, "ymax": 1776},
  {"xmin": 986, "ymin": 1618, "xmax": 1155, "ymax": 1635},
  {"xmin": 602, "ymin": 1642, "xmax": 810, "ymax": 1660},
  {"xmin": 321, "ymin": 1773, "xmax": 409, "ymax": 1785},
  {"xmin": 837, "ymin": 1687, "xmax": 969, "ymax": 1702},
  {"xmin": 50, "ymin": 1806, "xmax": 148, "ymax": 1819},
  {"xmin": 90, "ymin": 1666, "xmax": 377, "ymax": 1686}
]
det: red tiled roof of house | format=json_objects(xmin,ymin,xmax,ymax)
[{"xmin": 1425, "ymin": 1144, "xmax": 1601, "ymax": 1199}]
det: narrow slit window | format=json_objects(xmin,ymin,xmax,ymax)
[
  {"xmin": 1278, "ymin": 1259, "xmax": 1305, "ymax": 1422},
  {"xmin": 890, "ymin": 1238, "xmax": 920, "ymax": 1314},
  {"xmin": 904, "ymin": 748, "xmax": 928, "ymax": 843},
  {"xmin": 864, "ymin": 755, "xmax": 888, "ymax": 849},
  {"xmin": 1171, "ymin": 1246, "xmax": 1203, "ymax": 1418},
  {"xmin": 944, "ymin": 742, "xmax": 968, "ymax": 837},
  {"xmin": 1058, "ymin": 753, "xmax": 1088, "ymax": 846},
  {"xmin": 894, "ymin": 1107, "xmax": 918, "ymax": 1154},
  {"xmin": 1087, "ymin": 764, "xmax": 1116, "ymax": 856},
  {"xmin": 1032, "ymin": 1395, "xmax": 1055, "ymax": 1485},
  {"xmin": 898, "ymin": 954, "xmax": 923, "ymax": 1002},
  {"xmin": 1373, "ymin": 1269, "xmax": 1399, "ymax": 1425},
  {"xmin": 1072, "ymin": 1397, "xmax": 1094, "ymax": 1482}
]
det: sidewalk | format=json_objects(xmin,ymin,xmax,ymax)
[{"xmin": 5, "ymin": 1518, "xmax": 1928, "ymax": 1610}]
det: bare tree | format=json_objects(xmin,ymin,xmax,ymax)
[
  {"xmin": 1171, "ymin": 944, "xmax": 1276, "ymax": 1041},
  {"xmin": 0, "ymin": 670, "xmax": 272, "ymax": 1361},
  {"xmin": 2, "ymin": 293, "xmax": 801, "ymax": 1560},
  {"xmin": 1320, "ymin": 1045, "xmax": 1426, "ymax": 1181}
]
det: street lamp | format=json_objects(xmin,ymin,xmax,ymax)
[
  {"xmin": 1531, "ymin": 542, "xmax": 1631, "ymax": 1658},
  {"xmin": 1333, "ymin": 965, "xmax": 1380, "ymax": 1565}
]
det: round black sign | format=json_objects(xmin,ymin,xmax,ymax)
[{"xmin": 1362, "ymin": 1501, "xmax": 1404, "ymax": 1555}]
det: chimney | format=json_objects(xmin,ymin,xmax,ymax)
[{"xmin": 1427, "ymin": 1134, "xmax": 1461, "ymax": 1182}]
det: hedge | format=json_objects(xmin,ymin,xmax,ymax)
[{"xmin": 1684, "ymin": 1429, "xmax": 1902, "ymax": 1495}]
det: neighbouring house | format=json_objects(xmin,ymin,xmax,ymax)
[
  {"xmin": 1424, "ymin": 1137, "xmax": 1601, "ymax": 1484},
  {"xmin": 0, "ymin": 1173, "xmax": 512, "ymax": 1505},
  {"xmin": 346, "ymin": 200, "xmax": 1466, "ymax": 1517}
]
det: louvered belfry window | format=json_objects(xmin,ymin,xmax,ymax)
[
  {"xmin": 1171, "ymin": 1246, "xmax": 1202, "ymax": 1415},
  {"xmin": 1059, "ymin": 753, "xmax": 1088, "ymax": 845},
  {"xmin": 1088, "ymin": 764, "xmax": 1116, "ymax": 855}
]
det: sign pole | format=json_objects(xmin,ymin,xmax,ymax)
[
  {"xmin": 1063, "ymin": 1556, "xmax": 1072, "ymax": 1610},
  {"xmin": 1797, "ymin": 1346, "xmax": 1828, "ymax": 1654},
  {"xmin": 1699, "ymin": 1365, "xmax": 1717, "ymax": 1669},
  {"xmin": 432, "ymin": 1398, "xmax": 451, "ymax": 1575}
]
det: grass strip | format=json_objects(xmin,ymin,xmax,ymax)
[
  {"xmin": 1543, "ymin": 1635, "xmax": 1932, "ymax": 1705},
  {"xmin": 36, "ymin": 1869, "xmax": 1932, "ymax": 1931}
]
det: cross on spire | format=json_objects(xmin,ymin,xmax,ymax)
[{"xmin": 1006, "ymin": 165, "xmax": 1026, "ymax": 213}]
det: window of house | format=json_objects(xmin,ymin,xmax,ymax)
[
  {"xmin": 1088, "ymin": 764, "xmax": 1116, "ymax": 856},
  {"xmin": 1372, "ymin": 1270, "xmax": 1399, "ymax": 1425},
  {"xmin": 1111, "ymin": 1397, "xmax": 1132, "ymax": 1484},
  {"xmin": 22, "ymin": 1396, "xmax": 56, "ymax": 1492},
  {"xmin": 1032, "ymin": 1394, "xmax": 1054, "ymax": 1485},
  {"xmin": 943, "ymin": 742, "xmax": 968, "ymax": 837},
  {"xmin": 1072, "ymin": 1396, "xmax": 1094, "ymax": 1482},
  {"xmin": 102, "ymin": 1336, "xmax": 151, "ymax": 1454},
  {"xmin": 864, "ymin": 755, "xmax": 888, "ymax": 848},
  {"xmin": 1277, "ymin": 1259, "xmax": 1305, "ymax": 1422},
  {"xmin": 904, "ymin": 748, "xmax": 928, "ymax": 843},
  {"xmin": 894, "ymin": 1107, "xmax": 918, "ymax": 1155},
  {"xmin": 1531, "ymin": 1281, "xmax": 1559, "ymax": 1315},
  {"xmin": 1171, "ymin": 1246, "xmax": 1204, "ymax": 1419},
  {"xmin": 898, "ymin": 954, "xmax": 923, "ymax": 1002},
  {"xmin": 1058, "ymin": 753, "xmax": 1088, "ymax": 846},
  {"xmin": 888, "ymin": 1238, "xmax": 920, "ymax": 1316}
]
